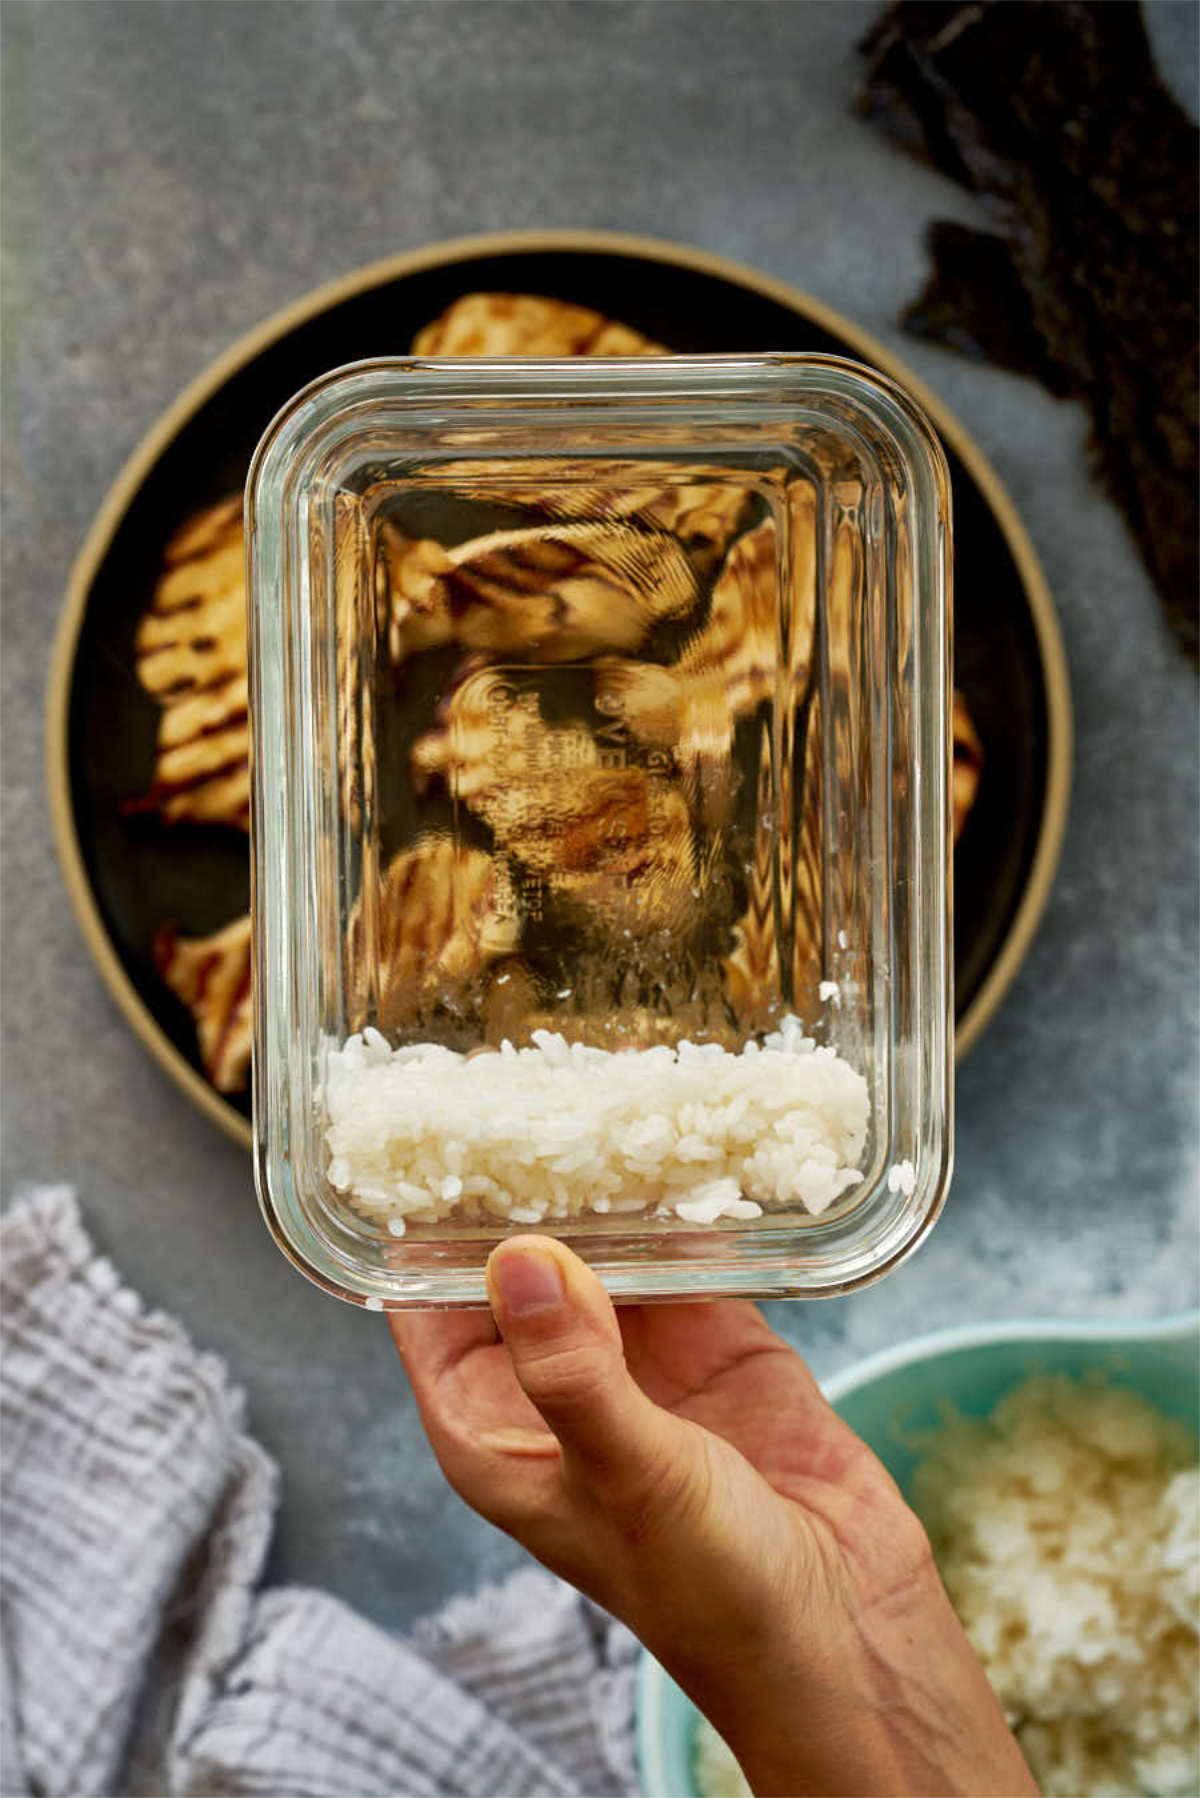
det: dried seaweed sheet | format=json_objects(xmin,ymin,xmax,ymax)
[{"xmin": 859, "ymin": 0, "xmax": 1199, "ymax": 660}]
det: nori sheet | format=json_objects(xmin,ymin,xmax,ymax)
[{"xmin": 858, "ymin": 1, "xmax": 1199, "ymax": 661}]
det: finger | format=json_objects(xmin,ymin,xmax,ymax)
[
  {"xmin": 390, "ymin": 1306, "xmax": 549, "ymax": 1440},
  {"xmin": 619, "ymin": 1301, "xmax": 827, "ymax": 1430},
  {"xmin": 485, "ymin": 1236, "xmax": 697, "ymax": 1506},
  {"xmin": 390, "ymin": 1304, "xmax": 562, "ymax": 1471},
  {"xmin": 617, "ymin": 1300, "xmax": 789, "ymax": 1408},
  {"xmin": 389, "ymin": 1306, "xmax": 497, "ymax": 1385}
]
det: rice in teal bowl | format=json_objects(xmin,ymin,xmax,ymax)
[{"xmin": 637, "ymin": 1314, "xmax": 1200, "ymax": 1798}]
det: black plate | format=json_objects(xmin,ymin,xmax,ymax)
[{"xmin": 51, "ymin": 234, "xmax": 1070, "ymax": 1145}]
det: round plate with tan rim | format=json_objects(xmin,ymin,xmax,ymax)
[{"xmin": 47, "ymin": 229, "xmax": 1072, "ymax": 1150}]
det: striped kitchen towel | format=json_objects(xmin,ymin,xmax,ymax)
[{"xmin": 0, "ymin": 1187, "xmax": 638, "ymax": 1798}]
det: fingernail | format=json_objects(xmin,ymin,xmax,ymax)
[{"xmin": 491, "ymin": 1247, "xmax": 565, "ymax": 1318}]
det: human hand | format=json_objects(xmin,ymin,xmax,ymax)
[{"xmin": 390, "ymin": 1236, "xmax": 1037, "ymax": 1798}]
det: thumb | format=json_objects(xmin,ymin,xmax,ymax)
[{"xmin": 485, "ymin": 1235, "xmax": 692, "ymax": 1501}]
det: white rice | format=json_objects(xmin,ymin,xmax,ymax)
[
  {"xmin": 323, "ymin": 1016, "xmax": 868, "ymax": 1229},
  {"xmin": 913, "ymin": 1375, "xmax": 1199, "ymax": 1798},
  {"xmin": 693, "ymin": 1720, "xmax": 752, "ymax": 1798},
  {"xmin": 887, "ymin": 1158, "xmax": 916, "ymax": 1196}
]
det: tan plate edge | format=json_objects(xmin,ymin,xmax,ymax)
[{"xmin": 45, "ymin": 227, "xmax": 1073, "ymax": 1145}]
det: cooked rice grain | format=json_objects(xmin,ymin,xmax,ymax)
[
  {"xmin": 913, "ymin": 1375, "xmax": 1200, "ymax": 1797},
  {"xmin": 323, "ymin": 1017, "xmax": 868, "ymax": 1228}
]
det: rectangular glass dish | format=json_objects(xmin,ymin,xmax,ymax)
[{"xmin": 247, "ymin": 355, "xmax": 952, "ymax": 1307}]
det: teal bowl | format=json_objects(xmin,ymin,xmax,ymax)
[{"xmin": 636, "ymin": 1311, "xmax": 1200, "ymax": 1798}]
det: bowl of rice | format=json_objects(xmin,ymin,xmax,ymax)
[
  {"xmin": 636, "ymin": 1311, "xmax": 1200, "ymax": 1798},
  {"xmin": 249, "ymin": 353, "xmax": 952, "ymax": 1306}
]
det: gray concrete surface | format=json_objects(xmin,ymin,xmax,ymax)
[{"xmin": 4, "ymin": 2, "xmax": 1198, "ymax": 1632}]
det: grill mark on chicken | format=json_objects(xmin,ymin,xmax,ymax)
[
  {"xmin": 380, "ymin": 519, "xmax": 699, "ymax": 665},
  {"xmin": 346, "ymin": 838, "xmax": 522, "ymax": 1032},
  {"xmin": 155, "ymin": 913, "xmax": 253, "ymax": 1092},
  {"xmin": 722, "ymin": 721, "xmax": 781, "ymax": 1030},
  {"xmin": 585, "ymin": 519, "xmax": 780, "ymax": 834},
  {"xmin": 134, "ymin": 498, "xmax": 246, "ymax": 696},
  {"xmin": 418, "ymin": 459, "xmax": 752, "ymax": 576},
  {"xmin": 132, "ymin": 497, "xmax": 252, "ymax": 831},
  {"xmin": 677, "ymin": 518, "xmax": 779, "ymax": 710}
]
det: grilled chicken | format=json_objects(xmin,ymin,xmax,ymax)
[
  {"xmin": 722, "ymin": 723, "xmax": 781, "ymax": 1030},
  {"xmin": 724, "ymin": 684, "xmax": 984, "ymax": 1028},
  {"xmin": 141, "ymin": 677, "xmax": 251, "ymax": 829},
  {"xmin": 722, "ymin": 914, "xmax": 779, "ymax": 1030},
  {"xmin": 590, "ymin": 657, "xmax": 733, "ymax": 833},
  {"xmin": 155, "ymin": 913, "xmax": 253, "ymax": 1092},
  {"xmin": 408, "ymin": 525, "xmax": 782, "ymax": 935},
  {"xmin": 346, "ymin": 837, "xmax": 522, "ymax": 1032},
  {"xmin": 413, "ymin": 669, "xmax": 698, "ymax": 935},
  {"xmin": 677, "ymin": 517, "xmax": 779, "ymax": 710},
  {"xmin": 591, "ymin": 518, "xmax": 779, "ymax": 726},
  {"xmin": 587, "ymin": 518, "xmax": 780, "ymax": 832},
  {"xmin": 424, "ymin": 458, "xmax": 751, "ymax": 577},
  {"xmin": 412, "ymin": 292, "xmax": 665, "ymax": 358},
  {"xmin": 132, "ymin": 497, "xmax": 251, "ymax": 831},
  {"xmin": 412, "ymin": 290, "xmax": 751, "ymax": 568},
  {"xmin": 531, "ymin": 769, "xmax": 697, "ymax": 936},
  {"xmin": 134, "ymin": 497, "xmax": 246, "ymax": 695},
  {"xmin": 379, "ymin": 518, "xmax": 698, "ymax": 665},
  {"xmin": 136, "ymin": 317, "xmax": 987, "ymax": 1089},
  {"xmin": 512, "ymin": 476, "xmax": 749, "ymax": 576}
]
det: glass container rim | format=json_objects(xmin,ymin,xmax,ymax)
[{"xmin": 246, "ymin": 351, "xmax": 952, "ymax": 530}]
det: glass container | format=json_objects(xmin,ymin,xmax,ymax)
[{"xmin": 248, "ymin": 355, "xmax": 952, "ymax": 1307}]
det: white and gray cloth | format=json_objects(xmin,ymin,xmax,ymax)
[{"xmin": 0, "ymin": 1188, "xmax": 641, "ymax": 1798}]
